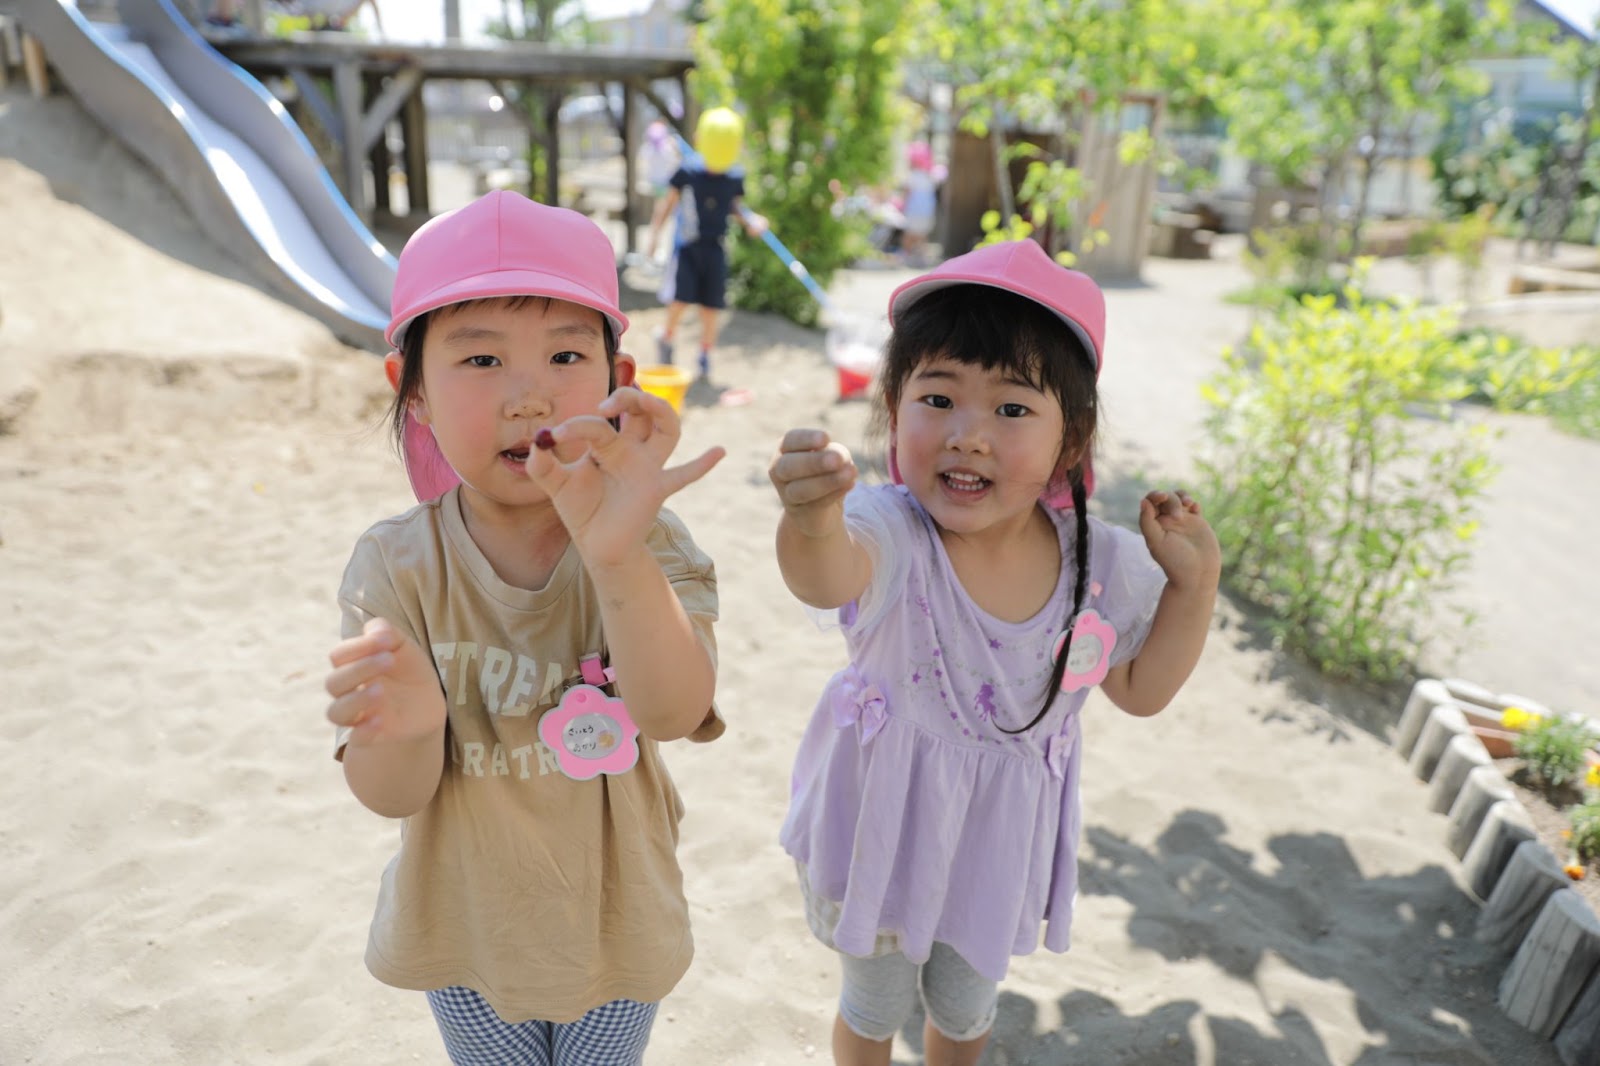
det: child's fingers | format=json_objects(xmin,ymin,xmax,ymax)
[
  {"xmin": 769, "ymin": 444, "xmax": 850, "ymax": 488},
  {"xmin": 779, "ymin": 466, "xmax": 857, "ymax": 507},
  {"xmin": 326, "ymin": 683, "xmax": 381, "ymax": 728},
  {"xmin": 778, "ymin": 428, "xmax": 831, "ymax": 454},
  {"xmin": 325, "ymin": 650, "xmax": 395, "ymax": 698},
  {"xmin": 662, "ymin": 446, "xmax": 726, "ymax": 497},
  {"xmin": 328, "ymin": 618, "xmax": 400, "ymax": 667},
  {"xmin": 600, "ymin": 385, "xmax": 678, "ymax": 445},
  {"xmin": 542, "ymin": 415, "xmax": 619, "ymax": 462}
]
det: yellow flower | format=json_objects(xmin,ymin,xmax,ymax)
[
  {"xmin": 1502, "ymin": 706, "xmax": 1545, "ymax": 731},
  {"xmin": 1588, "ymin": 765, "xmax": 1600, "ymax": 790}
]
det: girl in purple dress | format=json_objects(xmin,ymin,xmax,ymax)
[{"xmin": 768, "ymin": 239, "xmax": 1221, "ymax": 1066}]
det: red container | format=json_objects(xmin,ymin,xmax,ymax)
[{"xmin": 838, "ymin": 364, "xmax": 872, "ymax": 400}]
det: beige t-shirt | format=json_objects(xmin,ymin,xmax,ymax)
[{"xmin": 335, "ymin": 488, "xmax": 720, "ymax": 1023}]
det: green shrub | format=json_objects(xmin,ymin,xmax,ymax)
[
  {"xmin": 1198, "ymin": 275, "xmax": 1496, "ymax": 680},
  {"xmin": 1515, "ymin": 716, "xmax": 1600, "ymax": 792},
  {"xmin": 693, "ymin": 0, "xmax": 905, "ymax": 326},
  {"xmin": 1570, "ymin": 798, "xmax": 1600, "ymax": 863}
]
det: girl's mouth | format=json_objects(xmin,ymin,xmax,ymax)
[
  {"xmin": 941, "ymin": 471, "xmax": 991, "ymax": 494},
  {"xmin": 501, "ymin": 447, "xmax": 531, "ymax": 464}
]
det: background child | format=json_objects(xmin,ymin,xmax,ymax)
[
  {"xmin": 647, "ymin": 106, "xmax": 767, "ymax": 381},
  {"xmin": 323, "ymin": 190, "xmax": 726, "ymax": 1066},
  {"xmin": 898, "ymin": 141, "xmax": 942, "ymax": 266},
  {"xmin": 767, "ymin": 240, "xmax": 1220, "ymax": 1066}
]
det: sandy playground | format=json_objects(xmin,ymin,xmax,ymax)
[{"xmin": 2, "ymin": 86, "xmax": 1598, "ymax": 1065}]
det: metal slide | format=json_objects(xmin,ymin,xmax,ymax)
[{"xmin": 8, "ymin": 0, "xmax": 394, "ymax": 349}]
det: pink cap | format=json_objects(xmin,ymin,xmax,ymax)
[
  {"xmin": 386, "ymin": 190, "xmax": 628, "ymax": 350},
  {"xmin": 387, "ymin": 191, "xmax": 628, "ymax": 502},
  {"xmin": 887, "ymin": 240, "xmax": 1105, "ymax": 505},
  {"xmin": 906, "ymin": 140, "xmax": 933, "ymax": 172}
]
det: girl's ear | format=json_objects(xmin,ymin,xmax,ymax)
[
  {"xmin": 613, "ymin": 351, "xmax": 637, "ymax": 390},
  {"xmin": 383, "ymin": 350, "xmax": 404, "ymax": 393},
  {"xmin": 385, "ymin": 350, "xmax": 431, "ymax": 426}
]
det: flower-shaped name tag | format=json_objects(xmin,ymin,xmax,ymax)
[
  {"xmin": 1051, "ymin": 608, "xmax": 1118, "ymax": 692},
  {"xmin": 537, "ymin": 657, "xmax": 640, "ymax": 780}
]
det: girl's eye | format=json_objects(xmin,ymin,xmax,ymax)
[
  {"xmin": 551, "ymin": 351, "xmax": 585, "ymax": 365},
  {"xmin": 466, "ymin": 355, "xmax": 500, "ymax": 368},
  {"xmin": 998, "ymin": 402, "xmax": 1030, "ymax": 418},
  {"xmin": 920, "ymin": 394, "xmax": 953, "ymax": 409}
]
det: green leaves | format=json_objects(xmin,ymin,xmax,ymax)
[
  {"xmin": 694, "ymin": 0, "xmax": 906, "ymax": 323},
  {"xmin": 1198, "ymin": 278, "xmax": 1497, "ymax": 681}
]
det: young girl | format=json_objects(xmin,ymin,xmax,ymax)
[
  {"xmin": 768, "ymin": 239, "xmax": 1220, "ymax": 1066},
  {"xmin": 323, "ymin": 190, "xmax": 726, "ymax": 1065}
]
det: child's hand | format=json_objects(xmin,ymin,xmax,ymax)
[
  {"xmin": 325, "ymin": 618, "xmax": 446, "ymax": 746},
  {"xmin": 1138, "ymin": 489, "xmax": 1221, "ymax": 590},
  {"xmin": 527, "ymin": 385, "xmax": 724, "ymax": 569},
  {"xmin": 769, "ymin": 429, "xmax": 857, "ymax": 538}
]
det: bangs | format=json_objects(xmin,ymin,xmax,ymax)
[{"xmin": 882, "ymin": 285, "xmax": 1088, "ymax": 404}]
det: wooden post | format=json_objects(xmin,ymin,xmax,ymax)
[
  {"xmin": 1408, "ymin": 702, "xmax": 1469, "ymax": 783},
  {"xmin": 1554, "ymin": 966, "xmax": 1600, "ymax": 1065},
  {"xmin": 1429, "ymin": 733, "xmax": 1493, "ymax": 814},
  {"xmin": 1499, "ymin": 889, "xmax": 1600, "ymax": 1038},
  {"xmin": 332, "ymin": 60, "xmax": 367, "ymax": 221},
  {"xmin": 1447, "ymin": 765, "xmax": 1516, "ymax": 859},
  {"xmin": 401, "ymin": 89, "xmax": 431, "ymax": 220},
  {"xmin": 366, "ymin": 73, "xmax": 391, "ymax": 217},
  {"xmin": 621, "ymin": 82, "xmax": 636, "ymax": 255},
  {"xmin": 1478, "ymin": 839, "xmax": 1572, "ymax": 953},
  {"xmin": 544, "ymin": 89, "xmax": 562, "ymax": 207},
  {"xmin": 1396, "ymin": 678, "xmax": 1454, "ymax": 758},
  {"xmin": 1463, "ymin": 799, "xmax": 1538, "ymax": 901},
  {"xmin": 21, "ymin": 32, "xmax": 48, "ymax": 99}
]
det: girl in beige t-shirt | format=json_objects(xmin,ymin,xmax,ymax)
[{"xmin": 323, "ymin": 191, "xmax": 725, "ymax": 1065}]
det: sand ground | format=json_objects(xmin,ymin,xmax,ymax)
[{"xmin": 2, "ymin": 85, "xmax": 1596, "ymax": 1065}]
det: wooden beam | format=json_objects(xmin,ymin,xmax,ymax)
[
  {"xmin": 635, "ymin": 80, "xmax": 687, "ymax": 142},
  {"xmin": 366, "ymin": 72, "xmax": 391, "ymax": 216},
  {"xmin": 213, "ymin": 37, "xmax": 695, "ymax": 84},
  {"xmin": 332, "ymin": 59, "xmax": 367, "ymax": 219},
  {"xmin": 356, "ymin": 66, "xmax": 421, "ymax": 157},
  {"xmin": 287, "ymin": 66, "xmax": 342, "ymax": 142}
]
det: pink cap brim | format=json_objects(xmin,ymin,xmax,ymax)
[{"xmin": 386, "ymin": 268, "xmax": 628, "ymax": 351}]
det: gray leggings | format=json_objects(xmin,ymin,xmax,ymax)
[{"xmin": 838, "ymin": 942, "xmax": 999, "ymax": 1043}]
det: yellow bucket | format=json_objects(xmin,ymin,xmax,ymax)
[{"xmin": 635, "ymin": 364, "xmax": 693, "ymax": 413}]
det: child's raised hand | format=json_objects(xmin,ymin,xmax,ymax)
[
  {"xmin": 527, "ymin": 384, "xmax": 725, "ymax": 569},
  {"xmin": 769, "ymin": 429, "xmax": 857, "ymax": 538},
  {"xmin": 1138, "ymin": 489, "xmax": 1222, "ymax": 591},
  {"xmin": 325, "ymin": 617, "xmax": 446, "ymax": 746}
]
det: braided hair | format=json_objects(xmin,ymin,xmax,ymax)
[{"xmin": 872, "ymin": 284, "xmax": 1099, "ymax": 734}]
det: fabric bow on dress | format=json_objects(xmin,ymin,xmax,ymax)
[
  {"xmin": 835, "ymin": 671, "xmax": 888, "ymax": 745},
  {"xmin": 1046, "ymin": 731, "xmax": 1073, "ymax": 779}
]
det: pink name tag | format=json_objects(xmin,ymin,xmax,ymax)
[{"xmin": 537, "ymin": 656, "xmax": 640, "ymax": 780}]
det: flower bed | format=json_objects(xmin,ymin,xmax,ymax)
[{"xmin": 1395, "ymin": 677, "xmax": 1600, "ymax": 1061}]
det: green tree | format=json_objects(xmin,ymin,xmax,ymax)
[
  {"xmin": 694, "ymin": 0, "xmax": 905, "ymax": 325},
  {"xmin": 1214, "ymin": 0, "xmax": 1514, "ymax": 281},
  {"xmin": 911, "ymin": 0, "xmax": 1215, "ymax": 262}
]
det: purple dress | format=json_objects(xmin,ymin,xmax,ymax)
[{"xmin": 780, "ymin": 485, "xmax": 1167, "ymax": 981}]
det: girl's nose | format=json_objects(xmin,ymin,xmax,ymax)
[
  {"xmin": 505, "ymin": 388, "xmax": 552, "ymax": 420},
  {"xmin": 945, "ymin": 415, "xmax": 990, "ymax": 453}
]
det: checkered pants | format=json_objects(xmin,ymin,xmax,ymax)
[{"xmin": 426, "ymin": 986, "xmax": 659, "ymax": 1065}]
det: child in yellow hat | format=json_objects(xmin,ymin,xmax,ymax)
[{"xmin": 647, "ymin": 107, "xmax": 767, "ymax": 381}]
